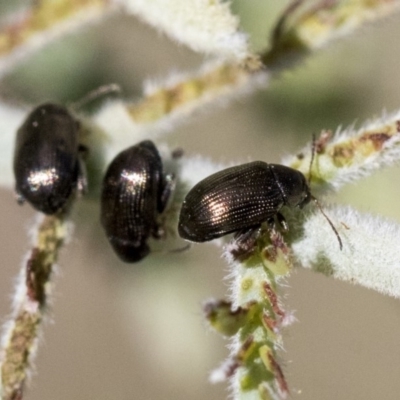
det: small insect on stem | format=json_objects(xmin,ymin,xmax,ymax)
[
  {"xmin": 178, "ymin": 162, "xmax": 312, "ymax": 245},
  {"xmin": 13, "ymin": 103, "xmax": 86, "ymax": 214},
  {"xmin": 13, "ymin": 84, "xmax": 121, "ymax": 215},
  {"xmin": 100, "ymin": 140, "xmax": 176, "ymax": 263},
  {"xmin": 178, "ymin": 133, "xmax": 343, "ymax": 251}
]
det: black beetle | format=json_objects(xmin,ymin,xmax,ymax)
[
  {"xmin": 100, "ymin": 140, "xmax": 175, "ymax": 263},
  {"xmin": 178, "ymin": 161, "xmax": 342, "ymax": 249},
  {"xmin": 13, "ymin": 103, "xmax": 86, "ymax": 215}
]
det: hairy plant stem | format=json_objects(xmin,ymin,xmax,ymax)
[
  {"xmin": 127, "ymin": 57, "xmax": 263, "ymax": 124},
  {"xmin": 207, "ymin": 231, "xmax": 294, "ymax": 400},
  {"xmin": 0, "ymin": 0, "xmax": 109, "ymax": 56},
  {"xmin": 0, "ymin": 213, "xmax": 68, "ymax": 400}
]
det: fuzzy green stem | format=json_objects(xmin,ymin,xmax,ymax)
[
  {"xmin": 284, "ymin": 114, "xmax": 400, "ymax": 193},
  {"xmin": 127, "ymin": 57, "xmax": 263, "ymax": 124},
  {"xmin": 207, "ymin": 231, "xmax": 294, "ymax": 399},
  {"xmin": 0, "ymin": 0, "xmax": 110, "ymax": 57},
  {"xmin": 233, "ymin": 232, "xmax": 292, "ymax": 399},
  {"xmin": 0, "ymin": 214, "xmax": 68, "ymax": 400},
  {"xmin": 262, "ymin": 0, "xmax": 400, "ymax": 71},
  {"xmin": 122, "ymin": 1, "xmax": 400, "ymax": 134}
]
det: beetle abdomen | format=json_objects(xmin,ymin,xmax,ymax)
[{"xmin": 178, "ymin": 161, "xmax": 284, "ymax": 242}]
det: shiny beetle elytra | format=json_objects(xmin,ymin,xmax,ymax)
[
  {"xmin": 13, "ymin": 103, "xmax": 86, "ymax": 215},
  {"xmin": 100, "ymin": 140, "xmax": 175, "ymax": 263},
  {"xmin": 178, "ymin": 161, "xmax": 342, "ymax": 249}
]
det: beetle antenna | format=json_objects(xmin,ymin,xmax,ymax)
[
  {"xmin": 70, "ymin": 83, "xmax": 121, "ymax": 111},
  {"xmin": 168, "ymin": 243, "xmax": 192, "ymax": 253},
  {"xmin": 311, "ymin": 195, "xmax": 343, "ymax": 250},
  {"xmin": 271, "ymin": 0, "xmax": 304, "ymax": 46},
  {"xmin": 308, "ymin": 133, "xmax": 317, "ymax": 186},
  {"xmin": 152, "ymin": 243, "xmax": 192, "ymax": 255}
]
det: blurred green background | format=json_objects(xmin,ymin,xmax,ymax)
[{"xmin": 1, "ymin": 1, "xmax": 400, "ymax": 399}]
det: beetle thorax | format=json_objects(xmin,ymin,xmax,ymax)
[{"xmin": 269, "ymin": 164, "xmax": 311, "ymax": 208}]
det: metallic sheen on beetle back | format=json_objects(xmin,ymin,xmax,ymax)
[
  {"xmin": 100, "ymin": 140, "xmax": 174, "ymax": 263},
  {"xmin": 13, "ymin": 103, "xmax": 85, "ymax": 214},
  {"xmin": 178, "ymin": 161, "xmax": 311, "ymax": 242}
]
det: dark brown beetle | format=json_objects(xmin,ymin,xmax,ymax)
[
  {"xmin": 13, "ymin": 103, "xmax": 86, "ymax": 215},
  {"xmin": 100, "ymin": 140, "xmax": 175, "ymax": 263},
  {"xmin": 178, "ymin": 161, "xmax": 342, "ymax": 249}
]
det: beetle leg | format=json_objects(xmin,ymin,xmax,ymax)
[
  {"xmin": 158, "ymin": 173, "xmax": 176, "ymax": 213},
  {"xmin": 15, "ymin": 190, "xmax": 25, "ymax": 205},
  {"xmin": 78, "ymin": 144, "xmax": 89, "ymax": 156},
  {"xmin": 75, "ymin": 144, "xmax": 89, "ymax": 196},
  {"xmin": 152, "ymin": 225, "xmax": 166, "ymax": 239},
  {"xmin": 266, "ymin": 213, "xmax": 288, "ymax": 233},
  {"xmin": 171, "ymin": 147, "xmax": 184, "ymax": 159},
  {"xmin": 276, "ymin": 212, "xmax": 289, "ymax": 232},
  {"xmin": 229, "ymin": 226, "xmax": 261, "ymax": 260},
  {"xmin": 266, "ymin": 217, "xmax": 276, "ymax": 231},
  {"xmin": 234, "ymin": 226, "xmax": 261, "ymax": 249},
  {"xmin": 76, "ymin": 156, "xmax": 88, "ymax": 196}
]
